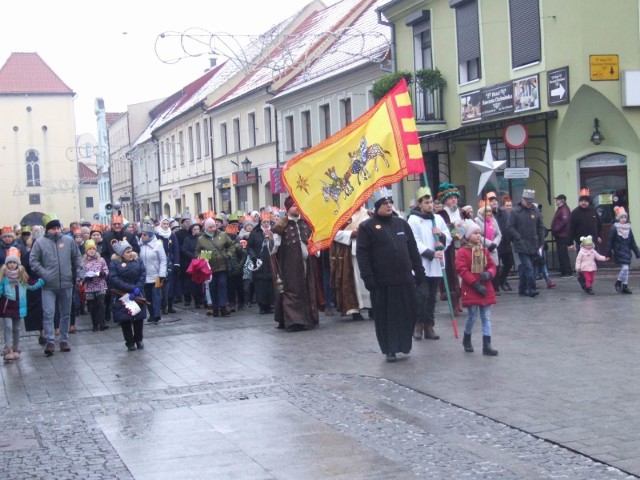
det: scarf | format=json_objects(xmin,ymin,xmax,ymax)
[
  {"xmin": 470, "ymin": 244, "xmax": 486, "ymax": 274},
  {"xmin": 615, "ymin": 222, "xmax": 631, "ymax": 239},
  {"xmin": 156, "ymin": 227, "xmax": 171, "ymax": 239},
  {"xmin": 5, "ymin": 268, "xmax": 19, "ymax": 285}
]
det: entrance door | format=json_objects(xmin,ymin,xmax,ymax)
[{"xmin": 579, "ymin": 153, "xmax": 628, "ymax": 250}]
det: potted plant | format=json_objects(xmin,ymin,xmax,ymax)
[
  {"xmin": 372, "ymin": 70, "xmax": 413, "ymax": 102},
  {"xmin": 415, "ymin": 68, "xmax": 447, "ymax": 92}
]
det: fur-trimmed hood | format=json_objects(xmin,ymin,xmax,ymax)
[{"xmin": 111, "ymin": 251, "xmax": 139, "ymax": 262}]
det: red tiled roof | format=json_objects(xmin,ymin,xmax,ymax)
[
  {"xmin": 78, "ymin": 162, "xmax": 97, "ymax": 183},
  {"xmin": 106, "ymin": 112, "xmax": 125, "ymax": 126},
  {"xmin": 0, "ymin": 52, "xmax": 74, "ymax": 95}
]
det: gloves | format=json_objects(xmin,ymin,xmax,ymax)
[
  {"xmin": 364, "ymin": 279, "xmax": 376, "ymax": 291},
  {"xmin": 480, "ymin": 271, "xmax": 492, "ymax": 282},
  {"xmin": 421, "ymin": 249, "xmax": 435, "ymax": 260},
  {"xmin": 488, "ymin": 243, "xmax": 497, "ymax": 252},
  {"xmin": 472, "ymin": 282, "xmax": 487, "ymax": 297},
  {"xmin": 129, "ymin": 287, "xmax": 141, "ymax": 301}
]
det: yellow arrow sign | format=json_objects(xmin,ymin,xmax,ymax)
[{"xmin": 590, "ymin": 55, "xmax": 619, "ymax": 81}]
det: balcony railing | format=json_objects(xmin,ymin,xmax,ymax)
[{"xmin": 413, "ymin": 84, "xmax": 445, "ymax": 123}]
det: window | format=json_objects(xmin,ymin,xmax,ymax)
[
  {"xmin": 233, "ymin": 118, "xmax": 240, "ymax": 152},
  {"xmin": 203, "ymin": 119, "xmax": 210, "ymax": 157},
  {"xmin": 179, "ymin": 131, "xmax": 185, "ymax": 165},
  {"xmin": 84, "ymin": 142, "xmax": 92, "ymax": 159},
  {"xmin": 161, "ymin": 141, "xmax": 167, "ymax": 171},
  {"xmin": 194, "ymin": 192, "xmax": 202, "ymax": 214},
  {"xmin": 248, "ymin": 112, "xmax": 256, "ymax": 148},
  {"xmin": 284, "ymin": 115, "xmax": 295, "ymax": 152},
  {"xmin": 220, "ymin": 123, "xmax": 228, "ymax": 156},
  {"xmin": 509, "ymin": 0, "xmax": 541, "ymax": 68},
  {"xmin": 86, "ymin": 196, "xmax": 94, "ymax": 208},
  {"xmin": 301, "ymin": 111, "xmax": 312, "ymax": 148},
  {"xmin": 319, "ymin": 104, "xmax": 331, "ymax": 140},
  {"xmin": 188, "ymin": 126, "xmax": 195, "ymax": 162},
  {"xmin": 171, "ymin": 135, "xmax": 177, "ymax": 168},
  {"xmin": 340, "ymin": 98, "xmax": 352, "ymax": 128},
  {"xmin": 195, "ymin": 123, "xmax": 202, "ymax": 160},
  {"xmin": 263, "ymin": 107, "xmax": 272, "ymax": 143},
  {"xmin": 25, "ymin": 150, "xmax": 40, "ymax": 186},
  {"xmin": 453, "ymin": 0, "xmax": 481, "ymax": 83},
  {"xmin": 408, "ymin": 11, "xmax": 436, "ymax": 121},
  {"xmin": 29, "ymin": 194, "xmax": 40, "ymax": 205}
]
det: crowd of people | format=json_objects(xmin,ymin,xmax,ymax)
[{"xmin": 0, "ymin": 184, "xmax": 632, "ymax": 363}]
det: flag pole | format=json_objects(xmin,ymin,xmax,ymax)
[{"xmin": 423, "ymin": 171, "xmax": 457, "ymax": 338}]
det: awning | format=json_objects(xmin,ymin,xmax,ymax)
[{"xmin": 421, "ymin": 110, "xmax": 558, "ymax": 142}]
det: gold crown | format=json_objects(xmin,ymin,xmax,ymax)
[{"xmin": 579, "ymin": 188, "xmax": 590, "ymax": 197}]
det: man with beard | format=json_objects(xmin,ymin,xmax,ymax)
[
  {"xmin": 569, "ymin": 188, "xmax": 602, "ymax": 251},
  {"xmin": 408, "ymin": 186, "xmax": 451, "ymax": 340},
  {"xmin": 357, "ymin": 188, "xmax": 425, "ymax": 362},
  {"xmin": 436, "ymin": 182, "xmax": 463, "ymax": 315},
  {"xmin": 271, "ymin": 196, "xmax": 321, "ymax": 331}
]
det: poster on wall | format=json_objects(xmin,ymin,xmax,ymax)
[
  {"xmin": 513, "ymin": 74, "xmax": 540, "ymax": 112},
  {"xmin": 481, "ymin": 82, "xmax": 514, "ymax": 118},
  {"xmin": 460, "ymin": 90, "xmax": 482, "ymax": 123}
]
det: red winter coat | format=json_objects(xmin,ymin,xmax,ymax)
[{"xmin": 455, "ymin": 245, "xmax": 497, "ymax": 307}]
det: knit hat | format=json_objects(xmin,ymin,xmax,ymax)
[
  {"xmin": 415, "ymin": 186, "xmax": 432, "ymax": 202},
  {"xmin": 437, "ymin": 183, "xmax": 460, "ymax": 203},
  {"xmin": 42, "ymin": 213, "xmax": 61, "ymax": 231},
  {"xmin": 84, "ymin": 239, "xmax": 97, "ymax": 252},
  {"xmin": 614, "ymin": 206, "xmax": 628, "ymax": 221},
  {"xmin": 580, "ymin": 235, "xmax": 594, "ymax": 246},
  {"xmin": 114, "ymin": 240, "xmax": 132, "ymax": 256},
  {"xmin": 169, "ymin": 220, "xmax": 179, "ymax": 229},
  {"xmin": 203, "ymin": 217, "xmax": 216, "ymax": 230},
  {"xmin": 4, "ymin": 247, "xmax": 21, "ymax": 265},
  {"xmin": 463, "ymin": 221, "xmax": 481, "ymax": 239},
  {"xmin": 284, "ymin": 196, "xmax": 295, "ymax": 212}
]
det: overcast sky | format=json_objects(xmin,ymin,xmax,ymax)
[{"xmin": 1, "ymin": 0, "xmax": 332, "ymax": 136}]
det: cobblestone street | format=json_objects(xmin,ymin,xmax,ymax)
[{"xmin": 1, "ymin": 274, "xmax": 638, "ymax": 479}]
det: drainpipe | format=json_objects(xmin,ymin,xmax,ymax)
[
  {"xmin": 153, "ymin": 134, "xmax": 162, "ymax": 220},
  {"xmin": 208, "ymin": 114, "xmax": 217, "ymax": 213},
  {"xmin": 377, "ymin": 8, "xmax": 405, "ymax": 209}
]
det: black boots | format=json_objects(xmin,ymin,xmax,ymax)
[
  {"xmin": 219, "ymin": 306, "xmax": 231, "ymax": 317},
  {"xmin": 622, "ymin": 284, "xmax": 633, "ymax": 294},
  {"xmin": 615, "ymin": 280, "xmax": 622, "ymax": 293},
  {"xmin": 462, "ymin": 333, "xmax": 474, "ymax": 353},
  {"xmin": 482, "ymin": 336, "xmax": 498, "ymax": 356}
]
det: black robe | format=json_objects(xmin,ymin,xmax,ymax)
[{"xmin": 356, "ymin": 214, "xmax": 425, "ymax": 355}]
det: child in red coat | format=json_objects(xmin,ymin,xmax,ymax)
[{"xmin": 455, "ymin": 221, "xmax": 498, "ymax": 356}]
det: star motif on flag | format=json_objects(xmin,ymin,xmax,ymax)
[
  {"xmin": 470, "ymin": 139, "xmax": 506, "ymax": 196},
  {"xmin": 295, "ymin": 173, "xmax": 310, "ymax": 195}
]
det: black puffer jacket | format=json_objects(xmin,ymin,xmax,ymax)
[{"xmin": 507, "ymin": 203, "xmax": 546, "ymax": 255}]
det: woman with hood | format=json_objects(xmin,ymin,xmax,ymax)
[
  {"xmin": 138, "ymin": 223, "xmax": 167, "ymax": 323},
  {"xmin": 247, "ymin": 212, "xmax": 275, "ymax": 314},
  {"xmin": 155, "ymin": 217, "xmax": 180, "ymax": 314}
]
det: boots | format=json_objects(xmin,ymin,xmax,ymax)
[
  {"xmin": 546, "ymin": 280, "xmax": 556, "ymax": 289},
  {"xmin": 482, "ymin": 336, "xmax": 498, "ymax": 356},
  {"xmin": 615, "ymin": 280, "xmax": 622, "ymax": 293},
  {"xmin": 413, "ymin": 323, "xmax": 424, "ymax": 340},
  {"xmin": 219, "ymin": 306, "xmax": 231, "ymax": 317},
  {"xmin": 462, "ymin": 333, "xmax": 474, "ymax": 353},
  {"xmin": 622, "ymin": 284, "xmax": 633, "ymax": 294},
  {"xmin": 424, "ymin": 325, "xmax": 440, "ymax": 340}
]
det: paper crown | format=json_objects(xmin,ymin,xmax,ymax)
[
  {"xmin": 1, "ymin": 226, "xmax": 14, "ymax": 235},
  {"xmin": 72, "ymin": 227, "xmax": 82, "ymax": 236},
  {"xmin": 260, "ymin": 211, "xmax": 271, "ymax": 221},
  {"xmin": 90, "ymin": 224, "xmax": 103, "ymax": 233},
  {"xmin": 111, "ymin": 213, "xmax": 124, "ymax": 224},
  {"xmin": 21, "ymin": 225, "xmax": 31, "ymax": 234},
  {"xmin": 415, "ymin": 186, "xmax": 432, "ymax": 201},
  {"xmin": 371, "ymin": 188, "xmax": 392, "ymax": 203},
  {"xmin": 579, "ymin": 188, "xmax": 590, "ymax": 198},
  {"xmin": 84, "ymin": 239, "xmax": 97, "ymax": 251},
  {"xmin": 42, "ymin": 213, "xmax": 59, "ymax": 228},
  {"xmin": 522, "ymin": 189, "xmax": 536, "ymax": 200},
  {"xmin": 614, "ymin": 206, "xmax": 628, "ymax": 220},
  {"xmin": 6, "ymin": 247, "xmax": 21, "ymax": 258}
]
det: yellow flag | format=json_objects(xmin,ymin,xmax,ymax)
[{"xmin": 282, "ymin": 79, "xmax": 423, "ymax": 253}]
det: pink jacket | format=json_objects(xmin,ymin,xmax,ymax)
[{"xmin": 575, "ymin": 247, "xmax": 606, "ymax": 272}]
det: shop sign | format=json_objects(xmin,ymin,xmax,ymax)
[
  {"xmin": 481, "ymin": 83, "xmax": 514, "ymax": 118},
  {"xmin": 590, "ymin": 55, "xmax": 619, "ymax": 81},
  {"xmin": 547, "ymin": 66, "xmax": 570, "ymax": 105},
  {"xmin": 217, "ymin": 177, "xmax": 231, "ymax": 189},
  {"xmin": 579, "ymin": 153, "xmax": 626, "ymax": 168},
  {"xmin": 233, "ymin": 168, "xmax": 259, "ymax": 187}
]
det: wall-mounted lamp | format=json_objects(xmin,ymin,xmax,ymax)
[
  {"xmin": 590, "ymin": 118, "xmax": 604, "ymax": 145},
  {"xmin": 241, "ymin": 156, "xmax": 252, "ymax": 173}
]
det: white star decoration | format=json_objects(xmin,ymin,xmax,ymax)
[{"xmin": 470, "ymin": 139, "xmax": 506, "ymax": 196}]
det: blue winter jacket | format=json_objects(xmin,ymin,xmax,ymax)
[{"xmin": 0, "ymin": 277, "xmax": 44, "ymax": 318}]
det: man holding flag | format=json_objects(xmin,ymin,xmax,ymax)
[{"xmin": 356, "ymin": 188, "xmax": 425, "ymax": 363}]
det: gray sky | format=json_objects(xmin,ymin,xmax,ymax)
[{"xmin": 1, "ymin": 0, "xmax": 326, "ymax": 135}]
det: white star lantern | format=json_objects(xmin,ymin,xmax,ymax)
[{"xmin": 470, "ymin": 139, "xmax": 506, "ymax": 196}]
